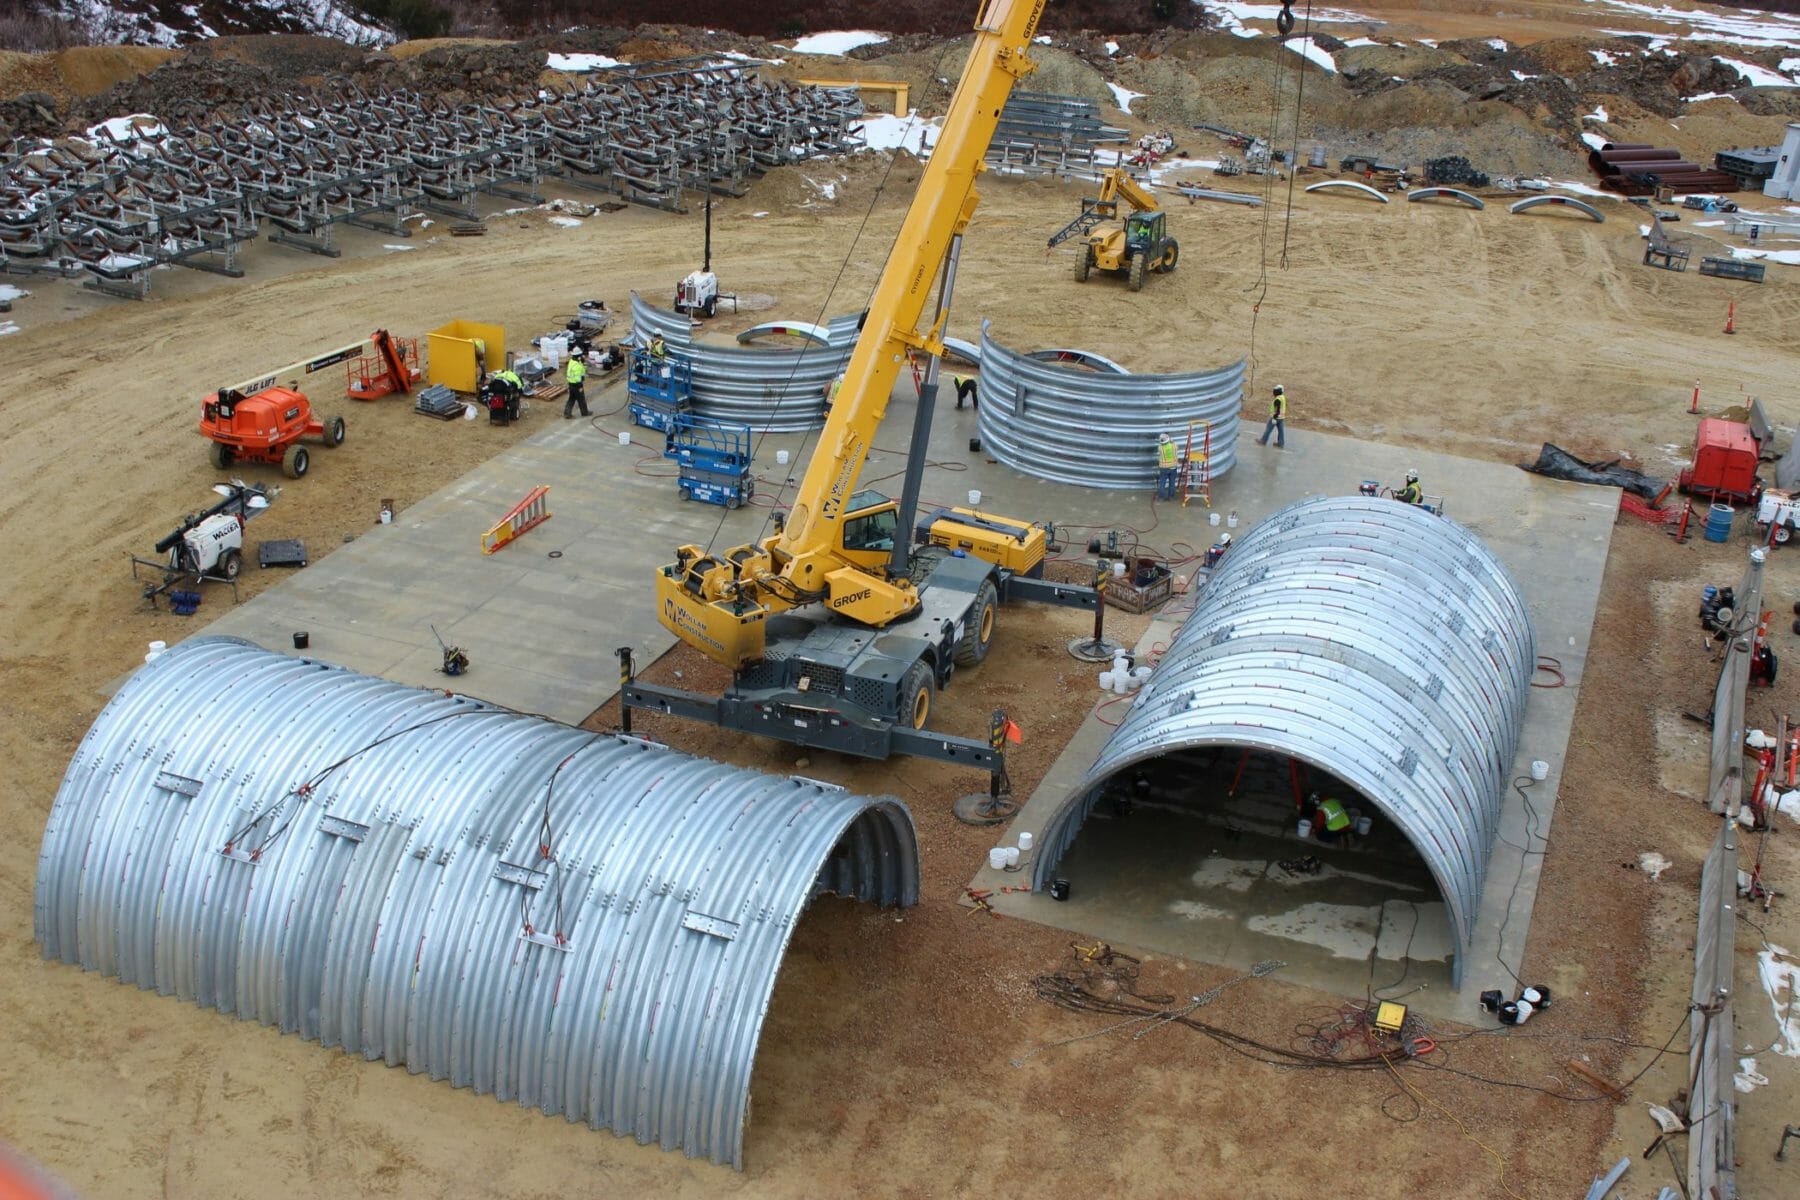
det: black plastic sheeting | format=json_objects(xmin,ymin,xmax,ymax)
[{"xmin": 1519, "ymin": 444, "xmax": 1666, "ymax": 500}]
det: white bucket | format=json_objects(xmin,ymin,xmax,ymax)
[
  {"xmin": 1209, "ymin": 511, "xmax": 1221, "ymax": 527},
  {"xmin": 1112, "ymin": 560, "xmax": 1127, "ymax": 578},
  {"xmin": 1004, "ymin": 846, "xmax": 1021, "ymax": 867},
  {"xmin": 1296, "ymin": 818, "xmax": 1313, "ymax": 840},
  {"xmin": 988, "ymin": 847, "xmax": 1008, "ymax": 871},
  {"xmin": 1017, "ymin": 831, "xmax": 1034, "ymax": 852},
  {"xmin": 1132, "ymin": 666, "xmax": 1152, "ymax": 681},
  {"xmin": 1530, "ymin": 760, "xmax": 1550, "ymax": 781},
  {"xmin": 1098, "ymin": 671, "xmax": 1115, "ymax": 690},
  {"xmin": 776, "ymin": 449, "xmax": 790, "ymax": 466},
  {"xmin": 968, "ymin": 489, "xmax": 982, "ymax": 507},
  {"xmin": 379, "ymin": 509, "xmax": 392, "ymax": 525},
  {"xmin": 1354, "ymin": 815, "xmax": 1373, "ymax": 837},
  {"xmin": 1226, "ymin": 511, "xmax": 1239, "ymax": 528},
  {"xmin": 1113, "ymin": 674, "xmax": 1131, "ymax": 695},
  {"xmin": 618, "ymin": 430, "xmax": 631, "ymax": 446},
  {"xmin": 145, "ymin": 640, "xmax": 167, "ymax": 664}
]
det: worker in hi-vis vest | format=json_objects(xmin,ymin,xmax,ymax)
[
  {"xmin": 1395, "ymin": 471, "xmax": 1423, "ymax": 505},
  {"xmin": 1258, "ymin": 384, "xmax": 1287, "ymax": 448},
  {"xmin": 1311, "ymin": 794, "xmax": 1351, "ymax": 843},
  {"xmin": 564, "ymin": 352, "xmax": 589, "ymax": 419},
  {"xmin": 1157, "ymin": 433, "xmax": 1179, "ymax": 500}
]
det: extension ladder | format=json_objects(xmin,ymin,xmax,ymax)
[
  {"xmin": 1179, "ymin": 420, "xmax": 1211, "ymax": 508},
  {"xmin": 482, "ymin": 485, "xmax": 551, "ymax": 554}
]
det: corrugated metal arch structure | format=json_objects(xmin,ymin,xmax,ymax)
[
  {"xmin": 976, "ymin": 321, "xmax": 1244, "ymax": 490},
  {"xmin": 1031, "ymin": 496, "xmax": 1534, "ymax": 986},
  {"xmin": 35, "ymin": 638, "xmax": 919, "ymax": 1169},
  {"xmin": 630, "ymin": 292, "xmax": 849, "ymax": 431},
  {"xmin": 1305, "ymin": 179, "xmax": 1390, "ymax": 203},
  {"xmin": 1407, "ymin": 186, "xmax": 1486, "ymax": 210}
]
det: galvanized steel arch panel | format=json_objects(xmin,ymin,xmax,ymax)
[
  {"xmin": 1509, "ymin": 194, "xmax": 1605, "ymax": 223},
  {"xmin": 1032, "ymin": 496, "xmax": 1533, "ymax": 985},
  {"xmin": 1305, "ymin": 179, "xmax": 1390, "ymax": 203},
  {"xmin": 1025, "ymin": 348, "xmax": 1131, "ymax": 374},
  {"xmin": 630, "ymin": 292, "xmax": 847, "ymax": 431},
  {"xmin": 35, "ymin": 637, "xmax": 919, "ymax": 1168},
  {"xmin": 1408, "ymin": 186, "xmax": 1486, "ymax": 210},
  {"xmin": 975, "ymin": 321, "xmax": 1244, "ymax": 490}
]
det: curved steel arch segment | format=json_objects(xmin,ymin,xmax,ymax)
[
  {"xmin": 631, "ymin": 292, "xmax": 848, "ymax": 430},
  {"xmin": 976, "ymin": 321, "xmax": 1244, "ymax": 490},
  {"xmin": 34, "ymin": 638, "xmax": 919, "ymax": 1169},
  {"xmin": 1304, "ymin": 179, "xmax": 1390, "ymax": 203},
  {"xmin": 1508, "ymin": 194, "xmax": 1605, "ymax": 223},
  {"xmin": 1407, "ymin": 186, "xmax": 1486, "ymax": 210},
  {"xmin": 1025, "ymin": 348, "xmax": 1132, "ymax": 374},
  {"xmin": 1031, "ymin": 496, "xmax": 1534, "ymax": 986},
  {"xmin": 735, "ymin": 319, "xmax": 834, "ymax": 347}
]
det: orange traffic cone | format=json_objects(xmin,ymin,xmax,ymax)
[
  {"xmin": 1690, "ymin": 379, "xmax": 1700, "ymax": 415},
  {"xmin": 1724, "ymin": 301, "xmax": 1736, "ymax": 335}
]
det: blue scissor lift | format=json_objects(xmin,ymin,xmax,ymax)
[
  {"xmin": 665, "ymin": 413, "xmax": 755, "ymax": 508},
  {"xmin": 627, "ymin": 350, "xmax": 693, "ymax": 433}
]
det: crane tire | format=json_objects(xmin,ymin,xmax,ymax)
[
  {"xmin": 955, "ymin": 580, "xmax": 999, "ymax": 666},
  {"xmin": 899, "ymin": 661, "xmax": 933, "ymax": 730}
]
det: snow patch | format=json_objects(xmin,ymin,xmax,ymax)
[
  {"xmin": 1731, "ymin": 247, "xmax": 1800, "ymax": 265},
  {"xmin": 1715, "ymin": 56, "xmax": 1796, "ymax": 88},
  {"xmin": 548, "ymin": 216, "xmax": 583, "ymax": 227},
  {"xmin": 1511, "ymin": 70, "xmax": 1539, "ymax": 81},
  {"xmin": 0, "ymin": 284, "xmax": 28, "ymax": 303},
  {"xmin": 382, "ymin": 243, "xmax": 416, "ymax": 251},
  {"xmin": 1638, "ymin": 851, "xmax": 1672, "ymax": 881},
  {"xmin": 751, "ymin": 211, "xmax": 769, "ymax": 218},
  {"xmin": 856, "ymin": 112, "xmax": 942, "ymax": 155},
  {"xmin": 0, "ymin": 320, "xmax": 20, "ymax": 337},
  {"xmin": 785, "ymin": 31, "xmax": 890, "ymax": 56},
  {"xmin": 1582, "ymin": 132, "xmax": 1611, "ymax": 151},
  {"xmin": 1758, "ymin": 946, "xmax": 1800, "ymax": 1056},
  {"xmin": 547, "ymin": 53, "xmax": 624, "ymax": 72},
  {"xmin": 1683, "ymin": 92, "xmax": 1735, "ymax": 104},
  {"xmin": 1106, "ymin": 82, "xmax": 1146, "ymax": 113},
  {"xmin": 1105, "ymin": 40, "xmax": 1120, "ymax": 55},
  {"xmin": 1734, "ymin": 1057, "xmax": 1769, "ymax": 1091},
  {"xmin": 1585, "ymin": 105, "xmax": 1610, "ymax": 122},
  {"xmin": 85, "ymin": 113, "xmax": 165, "ymax": 143},
  {"xmin": 1488, "ymin": 38, "xmax": 1509, "ymax": 51},
  {"xmin": 1287, "ymin": 36, "xmax": 1337, "ymax": 74},
  {"xmin": 1592, "ymin": 49, "xmax": 1622, "ymax": 66}
]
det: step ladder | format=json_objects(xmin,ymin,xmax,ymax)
[
  {"xmin": 482, "ymin": 485, "xmax": 551, "ymax": 554},
  {"xmin": 1178, "ymin": 419, "xmax": 1211, "ymax": 508}
]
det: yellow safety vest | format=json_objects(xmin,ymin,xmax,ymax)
[
  {"xmin": 649, "ymin": 339, "xmax": 667, "ymax": 359},
  {"xmin": 1317, "ymin": 797, "xmax": 1350, "ymax": 831},
  {"xmin": 1158, "ymin": 441, "xmax": 1178, "ymax": 469},
  {"xmin": 1270, "ymin": 393, "xmax": 1286, "ymax": 418},
  {"xmin": 566, "ymin": 357, "xmax": 586, "ymax": 384},
  {"xmin": 496, "ymin": 370, "xmax": 521, "ymax": 388},
  {"xmin": 1398, "ymin": 482, "xmax": 1422, "ymax": 504}
]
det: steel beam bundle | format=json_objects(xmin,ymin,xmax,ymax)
[
  {"xmin": 0, "ymin": 58, "xmax": 864, "ymax": 297},
  {"xmin": 985, "ymin": 90, "xmax": 1128, "ymax": 179}
]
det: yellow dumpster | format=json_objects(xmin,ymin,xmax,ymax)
[{"xmin": 427, "ymin": 319, "xmax": 506, "ymax": 393}]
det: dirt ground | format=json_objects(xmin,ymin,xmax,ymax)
[{"xmin": 4, "ymin": 14, "xmax": 1800, "ymax": 1200}]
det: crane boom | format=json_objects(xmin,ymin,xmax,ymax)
[{"xmin": 657, "ymin": 0, "xmax": 1048, "ymax": 670}]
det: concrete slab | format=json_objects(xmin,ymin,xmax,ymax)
[{"xmin": 964, "ymin": 421, "xmax": 1616, "ymax": 1025}]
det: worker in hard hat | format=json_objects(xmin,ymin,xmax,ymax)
[
  {"xmin": 564, "ymin": 350, "xmax": 589, "ymax": 419},
  {"xmin": 1257, "ymin": 384, "xmax": 1287, "ymax": 448},
  {"xmin": 1310, "ymin": 793, "xmax": 1352, "ymax": 843},
  {"xmin": 951, "ymin": 371, "xmax": 979, "ymax": 410},
  {"xmin": 1156, "ymin": 433, "xmax": 1180, "ymax": 500},
  {"xmin": 648, "ymin": 333, "xmax": 668, "ymax": 361},
  {"xmin": 1395, "ymin": 471, "xmax": 1424, "ymax": 505}
]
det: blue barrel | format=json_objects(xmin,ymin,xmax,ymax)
[{"xmin": 1704, "ymin": 503, "xmax": 1734, "ymax": 543}]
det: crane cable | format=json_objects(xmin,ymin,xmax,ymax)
[
  {"xmin": 1279, "ymin": 0, "xmax": 1316, "ymax": 270},
  {"xmin": 1245, "ymin": 3, "xmax": 1295, "ymax": 397}
]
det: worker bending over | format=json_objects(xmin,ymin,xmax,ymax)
[
  {"xmin": 1394, "ymin": 471, "xmax": 1423, "ymax": 505},
  {"xmin": 951, "ymin": 372, "xmax": 979, "ymax": 410},
  {"xmin": 486, "ymin": 367, "xmax": 524, "ymax": 424}
]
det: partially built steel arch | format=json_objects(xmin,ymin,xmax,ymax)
[
  {"xmin": 975, "ymin": 321, "xmax": 1244, "ymax": 489},
  {"xmin": 631, "ymin": 292, "xmax": 850, "ymax": 430},
  {"xmin": 1304, "ymin": 179, "xmax": 1390, "ymax": 203},
  {"xmin": 1509, "ymin": 194, "xmax": 1605, "ymax": 223},
  {"xmin": 1408, "ymin": 186, "xmax": 1485, "ymax": 210},
  {"xmin": 35, "ymin": 638, "xmax": 919, "ymax": 1168},
  {"xmin": 1029, "ymin": 496, "xmax": 1534, "ymax": 986}
]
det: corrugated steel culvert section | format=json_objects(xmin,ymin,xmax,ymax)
[
  {"xmin": 1031, "ymin": 496, "xmax": 1534, "ymax": 986},
  {"xmin": 975, "ymin": 321, "xmax": 1245, "ymax": 489},
  {"xmin": 630, "ymin": 292, "xmax": 849, "ymax": 431},
  {"xmin": 34, "ymin": 638, "xmax": 919, "ymax": 1168}
]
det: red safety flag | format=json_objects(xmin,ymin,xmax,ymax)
[{"xmin": 1002, "ymin": 719, "xmax": 1023, "ymax": 745}]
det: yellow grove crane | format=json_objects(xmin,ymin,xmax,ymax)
[
  {"xmin": 1047, "ymin": 166, "xmax": 1179, "ymax": 292},
  {"xmin": 628, "ymin": 0, "xmax": 1102, "ymax": 780}
]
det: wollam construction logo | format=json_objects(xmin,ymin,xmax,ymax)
[
  {"xmin": 820, "ymin": 434, "xmax": 865, "ymax": 520},
  {"xmin": 662, "ymin": 596, "xmax": 726, "ymax": 655}
]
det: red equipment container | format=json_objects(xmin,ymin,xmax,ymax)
[{"xmin": 1679, "ymin": 418, "xmax": 1761, "ymax": 503}]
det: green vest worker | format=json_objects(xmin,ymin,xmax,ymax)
[
  {"xmin": 1258, "ymin": 384, "xmax": 1287, "ymax": 448},
  {"xmin": 1396, "ymin": 471, "xmax": 1423, "ymax": 505},
  {"xmin": 1314, "ymin": 795, "xmax": 1351, "ymax": 842},
  {"xmin": 564, "ymin": 353, "xmax": 589, "ymax": 419},
  {"xmin": 1156, "ymin": 434, "xmax": 1179, "ymax": 500}
]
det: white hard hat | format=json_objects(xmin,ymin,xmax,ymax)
[
  {"xmin": 1405, "ymin": 470, "xmax": 1419, "ymax": 483},
  {"xmin": 1160, "ymin": 433, "xmax": 1172, "ymax": 442},
  {"xmin": 1273, "ymin": 384, "xmax": 1284, "ymax": 394}
]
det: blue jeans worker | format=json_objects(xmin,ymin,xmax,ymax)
[
  {"xmin": 1156, "ymin": 433, "xmax": 1179, "ymax": 500},
  {"xmin": 1258, "ymin": 384, "xmax": 1287, "ymax": 448}
]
